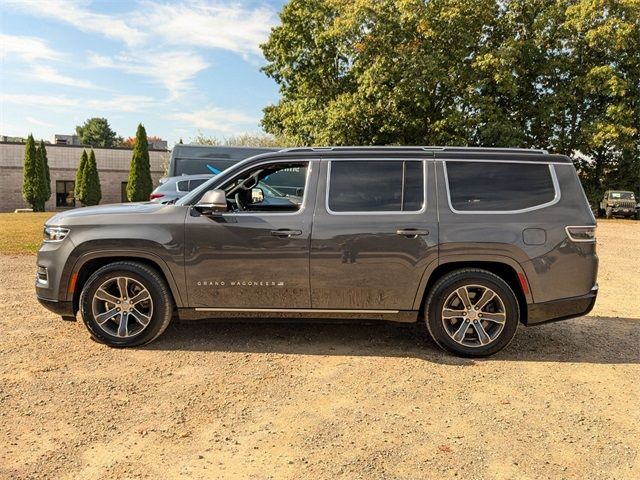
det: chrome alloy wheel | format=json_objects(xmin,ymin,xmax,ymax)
[
  {"xmin": 441, "ymin": 284, "xmax": 507, "ymax": 348},
  {"xmin": 91, "ymin": 276, "xmax": 153, "ymax": 338}
]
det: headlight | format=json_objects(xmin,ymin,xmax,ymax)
[{"xmin": 43, "ymin": 226, "xmax": 70, "ymax": 242}]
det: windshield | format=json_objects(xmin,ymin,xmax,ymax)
[{"xmin": 610, "ymin": 192, "xmax": 635, "ymax": 200}]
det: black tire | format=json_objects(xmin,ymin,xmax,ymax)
[
  {"xmin": 79, "ymin": 261, "xmax": 173, "ymax": 347},
  {"xmin": 424, "ymin": 269, "xmax": 520, "ymax": 357}
]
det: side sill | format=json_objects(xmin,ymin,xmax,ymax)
[
  {"xmin": 526, "ymin": 285, "xmax": 598, "ymax": 326},
  {"xmin": 177, "ymin": 308, "xmax": 419, "ymax": 323}
]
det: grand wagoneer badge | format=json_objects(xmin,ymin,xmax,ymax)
[{"xmin": 197, "ymin": 280, "xmax": 285, "ymax": 287}]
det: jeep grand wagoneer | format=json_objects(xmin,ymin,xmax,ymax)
[{"xmin": 36, "ymin": 147, "xmax": 598, "ymax": 357}]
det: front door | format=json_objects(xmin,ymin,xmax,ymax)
[
  {"xmin": 185, "ymin": 159, "xmax": 318, "ymax": 309},
  {"xmin": 310, "ymin": 158, "xmax": 438, "ymax": 310}
]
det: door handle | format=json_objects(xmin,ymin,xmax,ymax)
[
  {"xmin": 270, "ymin": 229, "xmax": 302, "ymax": 238},
  {"xmin": 396, "ymin": 229, "xmax": 429, "ymax": 238}
]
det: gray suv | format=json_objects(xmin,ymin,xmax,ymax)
[{"xmin": 36, "ymin": 147, "xmax": 598, "ymax": 357}]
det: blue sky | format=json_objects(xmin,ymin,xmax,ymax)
[{"xmin": 0, "ymin": 0, "xmax": 287, "ymax": 145}]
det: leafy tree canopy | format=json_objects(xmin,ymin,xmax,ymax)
[
  {"xmin": 75, "ymin": 117, "xmax": 122, "ymax": 147},
  {"xmin": 261, "ymin": 0, "xmax": 640, "ymax": 200}
]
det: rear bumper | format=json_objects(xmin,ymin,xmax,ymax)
[
  {"xmin": 37, "ymin": 296, "xmax": 75, "ymax": 320},
  {"xmin": 526, "ymin": 284, "xmax": 598, "ymax": 326}
]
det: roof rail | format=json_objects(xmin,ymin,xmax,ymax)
[{"xmin": 278, "ymin": 146, "xmax": 549, "ymax": 155}]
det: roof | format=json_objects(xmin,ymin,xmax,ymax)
[
  {"xmin": 262, "ymin": 146, "xmax": 573, "ymax": 164},
  {"xmin": 280, "ymin": 146, "xmax": 549, "ymax": 155}
]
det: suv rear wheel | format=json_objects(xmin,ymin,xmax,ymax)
[
  {"xmin": 79, "ymin": 261, "xmax": 173, "ymax": 347},
  {"xmin": 424, "ymin": 269, "xmax": 519, "ymax": 357}
]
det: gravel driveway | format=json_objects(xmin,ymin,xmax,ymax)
[{"xmin": 1, "ymin": 220, "xmax": 639, "ymax": 479}]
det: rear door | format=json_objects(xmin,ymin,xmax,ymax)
[{"xmin": 310, "ymin": 157, "xmax": 438, "ymax": 311}]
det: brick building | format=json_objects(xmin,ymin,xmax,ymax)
[{"xmin": 0, "ymin": 142, "xmax": 170, "ymax": 212}]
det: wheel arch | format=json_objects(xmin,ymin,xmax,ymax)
[
  {"xmin": 413, "ymin": 256, "xmax": 531, "ymax": 324},
  {"xmin": 66, "ymin": 251, "xmax": 184, "ymax": 315}
]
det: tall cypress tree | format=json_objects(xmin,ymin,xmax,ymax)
[
  {"xmin": 75, "ymin": 150, "xmax": 88, "ymax": 206},
  {"xmin": 126, "ymin": 123, "xmax": 152, "ymax": 201},
  {"xmin": 83, "ymin": 150, "xmax": 102, "ymax": 206},
  {"xmin": 22, "ymin": 134, "xmax": 45, "ymax": 211},
  {"xmin": 38, "ymin": 140, "xmax": 52, "ymax": 205}
]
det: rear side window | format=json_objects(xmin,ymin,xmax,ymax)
[
  {"xmin": 176, "ymin": 180, "xmax": 189, "ymax": 192},
  {"xmin": 445, "ymin": 161, "xmax": 556, "ymax": 212},
  {"xmin": 188, "ymin": 179, "xmax": 207, "ymax": 191},
  {"xmin": 328, "ymin": 160, "xmax": 424, "ymax": 212}
]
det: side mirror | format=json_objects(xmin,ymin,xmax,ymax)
[
  {"xmin": 194, "ymin": 189, "xmax": 227, "ymax": 215},
  {"xmin": 251, "ymin": 187, "xmax": 264, "ymax": 203}
]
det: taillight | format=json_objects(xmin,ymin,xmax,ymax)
[
  {"xmin": 149, "ymin": 193, "xmax": 164, "ymax": 200},
  {"xmin": 565, "ymin": 226, "xmax": 596, "ymax": 242}
]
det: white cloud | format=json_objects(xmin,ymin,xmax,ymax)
[
  {"xmin": 26, "ymin": 116, "xmax": 54, "ymax": 127},
  {"xmin": 0, "ymin": 33, "xmax": 63, "ymax": 61},
  {"xmin": 89, "ymin": 51, "xmax": 208, "ymax": 99},
  {"xmin": 137, "ymin": 1, "xmax": 277, "ymax": 57},
  {"xmin": 1, "ymin": 93, "xmax": 155, "ymax": 112},
  {"xmin": 168, "ymin": 106, "xmax": 258, "ymax": 134},
  {"xmin": 29, "ymin": 65, "xmax": 96, "ymax": 89},
  {"xmin": 3, "ymin": 0, "xmax": 144, "ymax": 46}
]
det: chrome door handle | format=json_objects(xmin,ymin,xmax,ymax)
[
  {"xmin": 396, "ymin": 229, "xmax": 429, "ymax": 238},
  {"xmin": 270, "ymin": 229, "xmax": 302, "ymax": 237}
]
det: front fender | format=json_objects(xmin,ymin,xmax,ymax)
[{"xmin": 59, "ymin": 240, "xmax": 185, "ymax": 308}]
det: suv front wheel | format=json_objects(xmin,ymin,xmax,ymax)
[
  {"xmin": 425, "ymin": 269, "xmax": 520, "ymax": 357},
  {"xmin": 79, "ymin": 261, "xmax": 173, "ymax": 347}
]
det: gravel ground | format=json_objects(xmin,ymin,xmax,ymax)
[{"xmin": 1, "ymin": 220, "xmax": 639, "ymax": 480}]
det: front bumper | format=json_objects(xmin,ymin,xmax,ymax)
[
  {"xmin": 611, "ymin": 207, "xmax": 636, "ymax": 217},
  {"xmin": 526, "ymin": 284, "xmax": 598, "ymax": 326},
  {"xmin": 37, "ymin": 296, "xmax": 75, "ymax": 320}
]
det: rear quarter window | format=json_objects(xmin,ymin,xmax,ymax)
[{"xmin": 445, "ymin": 161, "xmax": 556, "ymax": 212}]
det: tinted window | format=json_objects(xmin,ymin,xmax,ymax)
[
  {"xmin": 446, "ymin": 161, "xmax": 555, "ymax": 211},
  {"xmin": 328, "ymin": 161, "xmax": 424, "ymax": 212},
  {"xmin": 188, "ymin": 179, "xmax": 207, "ymax": 191},
  {"xmin": 177, "ymin": 180, "xmax": 189, "ymax": 192}
]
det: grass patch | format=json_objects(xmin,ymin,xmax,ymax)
[{"xmin": 0, "ymin": 212, "xmax": 54, "ymax": 254}]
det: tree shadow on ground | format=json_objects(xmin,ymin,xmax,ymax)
[{"xmin": 144, "ymin": 315, "xmax": 640, "ymax": 365}]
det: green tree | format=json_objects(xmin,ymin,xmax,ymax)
[
  {"xmin": 74, "ymin": 150, "xmax": 89, "ymax": 205},
  {"xmin": 37, "ymin": 140, "xmax": 52, "ymax": 203},
  {"xmin": 22, "ymin": 134, "xmax": 48, "ymax": 211},
  {"xmin": 127, "ymin": 124, "xmax": 153, "ymax": 201},
  {"xmin": 192, "ymin": 131, "xmax": 285, "ymax": 147},
  {"xmin": 260, "ymin": 0, "xmax": 640, "ymax": 201},
  {"xmin": 75, "ymin": 117, "xmax": 121, "ymax": 147},
  {"xmin": 83, "ymin": 150, "xmax": 102, "ymax": 206}
]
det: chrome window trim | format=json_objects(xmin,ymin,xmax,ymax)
[
  {"xmin": 442, "ymin": 161, "xmax": 561, "ymax": 215},
  {"xmin": 214, "ymin": 159, "xmax": 314, "ymax": 217},
  {"xmin": 325, "ymin": 159, "xmax": 428, "ymax": 215},
  {"xmin": 565, "ymin": 225, "xmax": 597, "ymax": 243}
]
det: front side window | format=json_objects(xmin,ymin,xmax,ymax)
[
  {"xmin": 327, "ymin": 160, "xmax": 425, "ymax": 213},
  {"xmin": 218, "ymin": 162, "xmax": 308, "ymax": 213},
  {"xmin": 56, "ymin": 181, "xmax": 75, "ymax": 208},
  {"xmin": 445, "ymin": 161, "xmax": 556, "ymax": 212}
]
